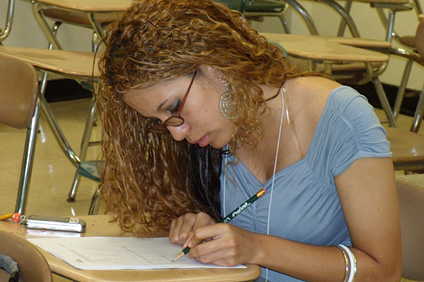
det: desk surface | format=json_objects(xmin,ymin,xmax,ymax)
[
  {"xmin": 0, "ymin": 46, "xmax": 98, "ymax": 79},
  {"xmin": 33, "ymin": 0, "xmax": 135, "ymax": 12},
  {"xmin": 262, "ymin": 33, "xmax": 389, "ymax": 63},
  {"xmin": 0, "ymin": 215, "xmax": 261, "ymax": 282}
]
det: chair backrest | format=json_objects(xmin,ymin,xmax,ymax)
[
  {"xmin": 415, "ymin": 14, "xmax": 424, "ymax": 57},
  {"xmin": 0, "ymin": 230, "xmax": 52, "ymax": 282},
  {"xmin": 0, "ymin": 54, "xmax": 38, "ymax": 129},
  {"xmin": 215, "ymin": 0, "xmax": 247, "ymax": 12},
  {"xmin": 396, "ymin": 179, "xmax": 424, "ymax": 281}
]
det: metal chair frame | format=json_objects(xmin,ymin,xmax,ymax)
[
  {"xmin": 0, "ymin": 53, "xmax": 40, "ymax": 215},
  {"xmin": 0, "ymin": 0, "xmax": 15, "ymax": 43},
  {"xmin": 30, "ymin": 1, "xmax": 110, "ymax": 202}
]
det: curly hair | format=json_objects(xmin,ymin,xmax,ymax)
[{"xmin": 97, "ymin": 0, "xmax": 314, "ymax": 234}]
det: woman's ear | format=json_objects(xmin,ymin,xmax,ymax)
[{"xmin": 198, "ymin": 65, "xmax": 221, "ymax": 78}]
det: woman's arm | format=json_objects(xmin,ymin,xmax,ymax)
[{"xmin": 184, "ymin": 157, "xmax": 402, "ymax": 281}]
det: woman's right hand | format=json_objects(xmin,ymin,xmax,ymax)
[{"xmin": 169, "ymin": 212, "xmax": 217, "ymax": 245}]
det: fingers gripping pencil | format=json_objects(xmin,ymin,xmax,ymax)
[{"xmin": 172, "ymin": 188, "xmax": 266, "ymax": 262}]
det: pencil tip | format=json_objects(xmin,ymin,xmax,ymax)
[{"xmin": 172, "ymin": 251, "xmax": 184, "ymax": 262}]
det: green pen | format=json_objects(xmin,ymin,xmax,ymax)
[{"xmin": 172, "ymin": 188, "xmax": 266, "ymax": 262}]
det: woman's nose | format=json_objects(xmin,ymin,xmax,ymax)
[{"xmin": 167, "ymin": 124, "xmax": 189, "ymax": 141}]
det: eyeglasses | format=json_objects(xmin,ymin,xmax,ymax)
[{"xmin": 146, "ymin": 70, "xmax": 197, "ymax": 134}]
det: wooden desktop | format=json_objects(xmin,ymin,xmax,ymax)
[{"xmin": 0, "ymin": 215, "xmax": 261, "ymax": 282}]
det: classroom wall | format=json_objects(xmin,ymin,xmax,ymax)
[{"xmin": 1, "ymin": 0, "xmax": 423, "ymax": 90}]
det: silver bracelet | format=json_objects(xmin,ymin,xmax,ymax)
[
  {"xmin": 338, "ymin": 244, "xmax": 357, "ymax": 282},
  {"xmin": 335, "ymin": 245, "xmax": 349, "ymax": 282}
]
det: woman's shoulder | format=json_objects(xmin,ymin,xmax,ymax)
[
  {"xmin": 286, "ymin": 76, "xmax": 341, "ymax": 99},
  {"xmin": 285, "ymin": 76, "xmax": 342, "ymax": 124}
]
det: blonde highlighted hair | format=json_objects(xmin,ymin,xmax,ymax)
[{"xmin": 98, "ymin": 0, "xmax": 307, "ymax": 234}]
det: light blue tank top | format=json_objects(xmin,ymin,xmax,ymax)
[{"xmin": 220, "ymin": 86, "xmax": 391, "ymax": 281}]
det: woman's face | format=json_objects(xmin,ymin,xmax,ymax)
[{"xmin": 123, "ymin": 66, "xmax": 235, "ymax": 149}]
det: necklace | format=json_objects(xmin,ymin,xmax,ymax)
[{"xmin": 222, "ymin": 85, "xmax": 286, "ymax": 280}]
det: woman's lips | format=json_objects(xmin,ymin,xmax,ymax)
[
  {"xmin": 187, "ymin": 134, "xmax": 210, "ymax": 147},
  {"xmin": 191, "ymin": 135, "xmax": 210, "ymax": 147},
  {"xmin": 198, "ymin": 135, "xmax": 210, "ymax": 147}
]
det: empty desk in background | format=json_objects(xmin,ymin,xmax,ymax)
[
  {"xmin": 261, "ymin": 33, "xmax": 396, "ymax": 127},
  {"xmin": 31, "ymin": 0, "xmax": 134, "ymax": 49}
]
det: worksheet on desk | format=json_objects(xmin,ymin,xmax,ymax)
[{"xmin": 27, "ymin": 237, "xmax": 245, "ymax": 270}]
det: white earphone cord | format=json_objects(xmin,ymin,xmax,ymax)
[{"xmin": 223, "ymin": 86, "xmax": 286, "ymax": 281}]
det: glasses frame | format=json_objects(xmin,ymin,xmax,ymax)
[{"xmin": 147, "ymin": 69, "xmax": 197, "ymax": 134}]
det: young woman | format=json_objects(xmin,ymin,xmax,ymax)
[{"xmin": 97, "ymin": 0, "xmax": 401, "ymax": 281}]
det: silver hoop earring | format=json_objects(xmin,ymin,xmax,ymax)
[{"xmin": 219, "ymin": 78, "xmax": 238, "ymax": 119}]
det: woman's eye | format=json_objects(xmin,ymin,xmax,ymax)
[{"xmin": 167, "ymin": 99, "xmax": 181, "ymax": 114}]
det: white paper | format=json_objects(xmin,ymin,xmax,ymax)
[{"xmin": 28, "ymin": 237, "xmax": 245, "ymax": 270}]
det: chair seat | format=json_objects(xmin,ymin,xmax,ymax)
[
  {"xmin": 386, "ymin": 127, "xmax": 424, "ymax": 170},
  {"xmin": 245, "ymin": 0, "xmax": 286, "ymax": 12}
]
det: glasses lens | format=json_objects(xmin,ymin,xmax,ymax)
[{"xmin": 164, "ymin": 116, "xmax": 184, "ymax": 127}]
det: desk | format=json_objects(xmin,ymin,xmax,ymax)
[
  {"xmin": 0, "ymin": 46, "xmax": 97, "ymax": 79},
  {"xmin": 0, "ymin": 44, "xmax": 100, "ymax": 213},
  {"xmin": 262, "ymin": 32, "xmax": 389, "ymax": 62},
  {"xmin": 31, "ymin": 0, "xmax": 134, "ymax": 50},
  {"xmin": 261, "ymin": 32, "xmax": 396, "ymax": 127},
  {"xmin": 0, "ymin": 215, "xmax": 261, "ymax": 282},
  {"xmin": 28, "ymin": 0, "xmax": 133, "ymax": 204}
]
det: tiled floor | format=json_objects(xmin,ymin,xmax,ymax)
[
  {"xmin": 0, "ymin": 98, "xmax": 101, "ymax": 217},
  {"xmin": 0, "ymin": 97, "xmax": 421, "ymax": 281}
]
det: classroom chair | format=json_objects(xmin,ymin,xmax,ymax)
[
  {"xmin": 244, "ymin": 0, "xmax": 364, "ymax": 37},
  {"xmin": 396, "ymin": 179, "xmax": 424, "ymax": 281},
  {"xmin": 0, "ymin": 46, "xmax": 101, "ymax": 214},
  {"xmin": 391, "ymin": 14, "xmax": 424, "ymax": 125},
  {"xmin": 32, "ymin": 1, "xmax": 121, "ymax": 51},
  {"xmin": 331, "ymin": 0, "xmax": 414, "ymax": 40},
  {"xmin": 382, "ymin": 14, "xmax": 424, "ymax": 172},
  {"xmin": 0, "ymin": 53, "xmax": 40, "ymax": 216},
  {"xmin": 1, "ymin": 0, "xmax": 103, "ymax": 206},
  {"xmin": 250, "ymin": 1, "xmax": 403, "ymax": 128},
  {"xmin": 29, "ymin": 0, "xmax": 118, "ymax": 202},
  {"xmin": 396, "ymin": 0, "xmax": 423, "ymax": 46},
  {"xmin": 0, "ymin": 230, "xmax": 52, "ymax": 282}
]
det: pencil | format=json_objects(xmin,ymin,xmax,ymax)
[
  {"xmin": 0, "ymin": 213, "xmax": 13, "ymax": 221},
  {"xmin": 172, "ymin": 188, "xmax": 266, "ymax": 262}
]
